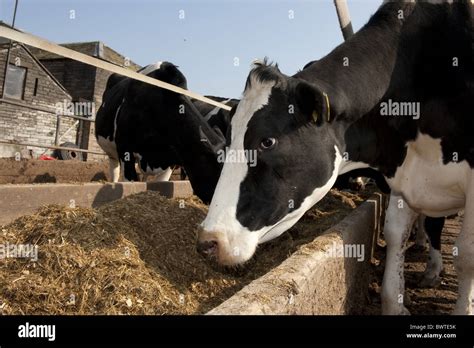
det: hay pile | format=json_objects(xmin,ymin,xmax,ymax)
[{"xmin": 0, "ymin": 188, "xmax": 370, "ymax": 315}]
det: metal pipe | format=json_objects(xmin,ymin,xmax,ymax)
[
  {"xmin": 0, "ymin": 26, "xmax": 231, "ymax": 111},
  {"xmin": 334, "ymin": 0, "xmax": 354, "ymax": 41},
  {"xmin": 0, "ymin": 98, "xmax": 96, "ymax": 121},
  {"xmin": 1, "ymin": 0, "xmax": 19, "ymax": 98},
  {"xmin": 0, "ymin": 140, "xmax": 107, "ymax": 156},
  {"xmin": 54, "ymin": 114, "xmax": 61, "ymax": 145}
]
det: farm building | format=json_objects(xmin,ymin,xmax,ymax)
[{"xmin": 0, "ymin": 21, "xmax": 140, "ymax": 160}]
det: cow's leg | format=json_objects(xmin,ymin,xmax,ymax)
[
  {"xmin": 109, "ymin": 157, "xmax": 120, "ymax": 182},
  {"xmin": 119, "ymin": 150, "xmax": 138, "ymax": 182},
  {"xmin": 381, "ymin": 193, "xmax": 418, "ymax": 315},
  {"xmin": 414, "ymin": 215, "xmax": 427, "ymax": 249},
  {"xmin": 155, "ymin": 167, "xmax": 173, "ymax": 182},
  {"xmin": 453, "ymin": 179, "xmax": 474, "ymax": 315},
  {"xmin": 419, "ymin": 217, "xmax": 444, "ymax": 288}
]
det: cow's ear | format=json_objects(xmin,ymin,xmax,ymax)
[{"xmin": 295, "ymin": 81, "xmax": 331, "ymax": 126}]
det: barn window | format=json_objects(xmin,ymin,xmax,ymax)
[
  {"xmin": 4, "ymin": 64, "xmax": 27, "ymax": 100},
  {"xmin": 33, "ymin": 78, "xmax": 39, "ymax": 96}
]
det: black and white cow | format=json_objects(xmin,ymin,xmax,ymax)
[
  {"xmin": 96, "ymin": 62, "xmax": 176, "ymax": 182},
  {"xmin": 95, "ymin": 62, "xmax": 233, "ymax": 203},
  {"xmin": 198, "ymin": 1, "xmax": 473, "ymax": 315}
]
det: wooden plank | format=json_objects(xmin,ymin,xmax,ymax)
[
  {"xmin": 0, "ymin": 140, "xmax": 107, "ymax": 156},
  {"xmin": 0, "ymin": 26, "xmax": 232, "ymax": 111}
]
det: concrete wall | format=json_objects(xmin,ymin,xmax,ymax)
[{"xmin": 0, "ymin": 181, "xmax": 194, "ymax": 226}]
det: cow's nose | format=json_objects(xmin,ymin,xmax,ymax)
[{"xmin": 196, "ymin": 240, "xmax": 218, "ymax": 257}]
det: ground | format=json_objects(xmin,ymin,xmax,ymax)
[{"xmin": 360, "ymin": 214, "xmax": 461, "ymax": 315}]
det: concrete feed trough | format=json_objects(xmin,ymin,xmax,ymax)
[
  {"xmin": 0, "ymin": 180, "xmax": 384, "ymax": 314},
  {"xmin": 210, "ymin": 194, "xmax": 384, "ymax": 315},
  {"xmin": 0, "ymin": 181, "xmax": 193, "ymax": 225}
]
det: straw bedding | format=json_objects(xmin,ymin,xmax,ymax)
[{"xmin": 0, "ymin": 188, "xmax": 370, "ymax": 314}]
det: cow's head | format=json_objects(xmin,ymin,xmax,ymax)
[{"xmin": 198, "ymin": 61, "xmax": 344, "ymax": 265}]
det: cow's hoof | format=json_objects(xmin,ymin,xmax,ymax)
[
  {"xmin": 419, "ymin": 274, "xmax": 442, "ymax": 288},
  {"xmin": 400, "ymin": 306, "xmax": 411, "ymax": 315},
  {"xmin": 382, "ymin": 305, "xmax": 411, "ymax": 315},
  {"xmin": 452, "ymin": 306, "xmax": 473, "ymax": 315},
  {"xmin": 452, "ymin": 300, "xmax": 474, "ymax": 315}
]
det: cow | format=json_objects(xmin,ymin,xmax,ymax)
[
  {"xmin": 198, "ymin": 0, "xmax": 473, "ymax": 315},
  {"xmin": 95, "ymin": 62, "xmax": 175, "ymax": 183},
  {"xmin": 95, "ymin": 62, "xmax": 230, "ymax": 203}
]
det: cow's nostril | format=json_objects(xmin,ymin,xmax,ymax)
[{"xmin": 197, "ymin": 240, "xmax": 218, "ymax": 256}]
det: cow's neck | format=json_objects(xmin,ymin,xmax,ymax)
[
  {"xmin": 296, "ymin": 1, "xmax": 465, "ymax": 177},
  {"xmin": 171, "ymin": 109, "xmax": 224, "ymax": 203},
  {"xmin": 295, "ymin": 2, "xmax": 415, "ymax": 120}
]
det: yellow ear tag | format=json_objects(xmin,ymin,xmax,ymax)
[
  {"xmin": 312, "ymin": 110, "xmax": 319, "ymax": 123},
  {"xmin": 323, "ymin": 92, "xmax": 331, "ymax": 122}
]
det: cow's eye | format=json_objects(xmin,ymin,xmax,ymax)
[{"xmin": 260, "ymin": 137, "xmax": 277, "ymax": 150}]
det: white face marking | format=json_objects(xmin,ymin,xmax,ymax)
[
  {"xmin": 139, "ymin": 61, "xmax": 163, "ymax": 76},
  {"xmin": 200, "ymin": 79, "xmax": 275, "ymax": 265},
  {"xmin": 200, "ymin": 77, "xmax": 343, "ymax": 265}
]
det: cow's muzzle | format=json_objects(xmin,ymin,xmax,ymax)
[{"xmin": 196, "ymin": 239, "xmax": 218, "ymax": 258}]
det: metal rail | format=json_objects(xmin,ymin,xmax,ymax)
[
  {"xmin": 0, "ymin": 26, "xmax": 232, "ymax": 111},
  {"xmin": 0, "ymin": 140, "xmax": 107, "ymax": 156}
]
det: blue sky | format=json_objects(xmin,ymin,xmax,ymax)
[{"xmin": 1, "ymin": 0, "xmax": 380, "ymax": 98}]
